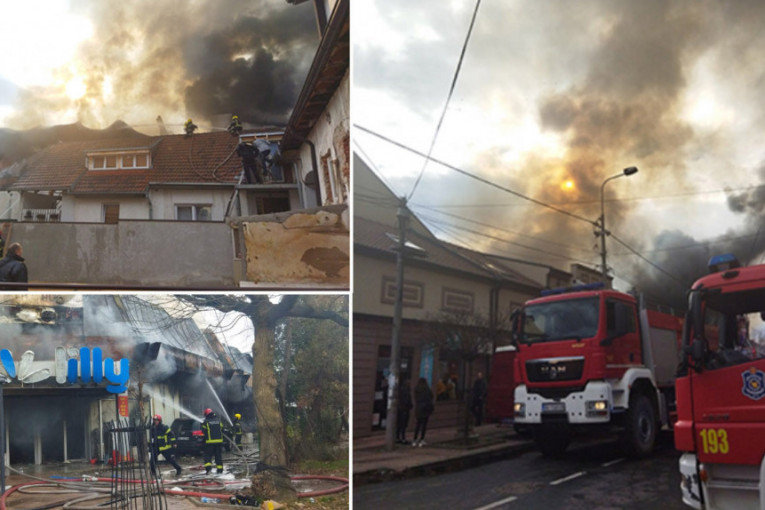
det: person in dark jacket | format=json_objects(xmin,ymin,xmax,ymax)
[
  {"xmin": 412, "ymin": 378, "xmax": 434, "ymax": 447},
  {"xmin": 201, "ymin": 408, "xmax": 224, "ymax": 474},
  {"xmin": 471, "ymin": 371, "xmax": 488, "ymax": 426},
  {"xmin": 236, "ymin": 142, "xmax": 263, "ymax": 184},
  {"xmin": 150, "ymin": 414, "xmax": 182, "ymax": 476},
  {"xmin": 396, "ymin": 378, "xmax": 413, "ymax": 444},
  {"xmin": 231, "ymin": 413, "xmax": 244, "ymax": 446},
  {"xmin": 0, "ymin": 243, "xmax": 28, "ymax": 290}
]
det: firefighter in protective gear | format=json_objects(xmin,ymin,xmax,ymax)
[
  {"xmin": 150, "ymin": 415, "xmax": 182, "ymax": 476},
  {"xmin": 184, "ymin": 118, "xmax": 197, "ymax": 137},
  {"xmin": 227, "ymin": 115, "xmax": 243, "ymax": 136},
  {"xmin": 232, "ymin": 413, "xmax": 243, "ymax": 446},
  {"xmin": 201, "ymin": 408, "xmax": 224, "ymax": 474}
]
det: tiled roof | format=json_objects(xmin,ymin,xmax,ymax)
[
  {"xmin": 355, "ymin": 216, "xmax": 543, "ymax": 290},
  {"xmin": 9, "ymin": 131, "xmax": 244, "ymax": 194}
]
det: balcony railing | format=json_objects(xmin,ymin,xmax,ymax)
[{"xmin": 22, "ymin": 209, "xmax": 60, "ymax": 222}]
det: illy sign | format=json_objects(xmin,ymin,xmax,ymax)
[{"xmin": 0, "ymin": 346, "xmax": 129, "ymax": 394}]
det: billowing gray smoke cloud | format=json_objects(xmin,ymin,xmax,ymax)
[
  {"xmin": 517, "ymin": 0, "xmax": 765, "ymax": 309},
  {"xmin": 5, "ymin": 0, "xmax": 318, "ymax": 130}
]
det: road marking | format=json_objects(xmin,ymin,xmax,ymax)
[
  {"xmin": 473, "ymin": 495, "xmax": 518, "ymax": 510},
  {"xmin": 602, "ymin": 458, "xmax": 625, "ymax": 468},
  {"xmin": 550, "ymin": 471, "xmax": 586, "ymax": 485}
]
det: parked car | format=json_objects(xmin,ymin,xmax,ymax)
[{"xmin": 170, "ymin": 418, "xmax": 231, "ymax": 456}]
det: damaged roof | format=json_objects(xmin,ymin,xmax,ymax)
[
  {"xmin": 84, "ymin": 295, "xmax": 219, "ymax": 361},
  {"xmin": 281, "ymin": 0, "xmax": 349, "ymax": 150},
  {"xmin": 8, "ymin": 131, "xmax": 244, "ymax": 194}
]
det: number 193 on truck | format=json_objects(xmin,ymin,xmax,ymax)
[{"xmin": 675, "ymin": 254, "xmax": 765, "ymax": 509}]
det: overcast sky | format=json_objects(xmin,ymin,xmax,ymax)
[
  {"xmin": 0, "ymin": 0, "xmax": 317, "ymax": 133},
  {"xmin": 353, "ymin": 0, "xmax": 765, "ymax": 307}
]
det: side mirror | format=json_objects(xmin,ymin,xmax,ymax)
[
  {"xmin": 510, "ymin": 309, "xmax": 521, "ymax": 346},
  {"xmin": 683, "ymin": 338, "xmax": 706, "ymax": 373}
]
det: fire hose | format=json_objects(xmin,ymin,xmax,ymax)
[{"xmin": 2, "ymin": 473, "xmax": 348, "ymax": 509}]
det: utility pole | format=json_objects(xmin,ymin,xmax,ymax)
[
  {"xmin": 385, "ymin": 197, "xmax": 409, "ymax": 452},
  {"xmin": 599, "ymin": 166, "xmax": 638, "ymax": 286},
  {"xmin": 1, "ymin": 384, "xmax": 5, "ymax": 495}
]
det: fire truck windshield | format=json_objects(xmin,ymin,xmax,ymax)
[{"xmin": 521, "ymin": 297, "xmax": 599, "ymax": 344}]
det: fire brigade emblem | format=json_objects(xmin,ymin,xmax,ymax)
[{"xmin": 742, "ymin": 367, "xmax": 765, "ymax": 401}]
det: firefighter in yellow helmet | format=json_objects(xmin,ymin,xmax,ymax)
[
  {"xmin": 232, "ymin": 413, "xmax": 243, "ymax": 446},
  {"xmin": 228, "ymin": 114, "xmax": 243, "ymax": 136},
  {"xmin": 184, "ymin": 118, "xmax": 197, "ymax": 137}
]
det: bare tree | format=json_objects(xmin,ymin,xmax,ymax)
[
  {"xmin": 426, "ymin": 309, "xmax": 506, "ymax": 444},
  {"xmin": 176, "ymin": 294, "xmax": 348, "ymax": 502}
]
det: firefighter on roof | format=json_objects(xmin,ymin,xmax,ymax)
[
  {"xmin": 228, "ymin": 115, "xmax": 243, "ymax": 136},
  {"xmin": 184, "ymin": 118, "xmax": 197, "ymax": 137},
  {"xmin": 201, "ymin": 408, "xmax": 224, "ymax": 474},
  {"xmin": 150, "ymin": 415, "xmax": 182, "ymax": 476}
]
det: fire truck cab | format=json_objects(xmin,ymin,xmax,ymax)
[
  {"xmin": 676, "ymin": 254, "xmax": 765, "ymax": 509},
  {"xmin": 512, "ymin": 282, "xmax": 682, "ymax": 457}
]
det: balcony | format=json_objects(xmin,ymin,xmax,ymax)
[{"xmin": 22, "ymin": 209, "xmax": 60, "ymax": 222}]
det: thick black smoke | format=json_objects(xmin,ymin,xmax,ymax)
[{"xmin": 4, "ymin": 0, "xmax": 318, "ymax": 131}]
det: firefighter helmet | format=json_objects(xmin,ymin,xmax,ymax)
[
  {"xmin": 204, "ymin": 408, "xmax": 213, "ymax": 416},
  {"xmin": 232, "ymin": 115, "xmax": 239, "ymax": 120},
  {"xmin": 234, "ymin": 413, "xmax": 241, "ymax": 420},
  {"xmin": 153, "ymin": 414, "xmax": 162, "ymax": 423}
]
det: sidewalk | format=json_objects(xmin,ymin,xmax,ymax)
[{"xmin": 353, "ymin": 423, "xmax": 534, "ymax": 485}]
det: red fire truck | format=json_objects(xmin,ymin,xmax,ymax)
[
  {"xmin": 675, "ymin": 254, "xmax": 765, "ymax": 509},
  {"xmin": 511, "ymin": 282, "xmax": 683, "ymax": 457}
]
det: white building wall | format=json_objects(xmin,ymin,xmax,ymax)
[
  {"xmin": 150, "ymin": 188, "xmax": 234, "ymax": 221},
  {"xmin": 64, "ymin": 196, "xmax": 150, "ymax": 222},
  {"xmin": 304, "ymin": 70, "xmax": 350, "ymax": 206}
]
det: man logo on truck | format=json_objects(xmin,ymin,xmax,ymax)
[{"xmin": 742, "ymin": 367, "xmax": 765, "ymax": 400}]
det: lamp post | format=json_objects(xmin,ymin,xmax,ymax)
[{"xmin": 599, "ymin": 166, "xmax": 638, "ymax": 285}]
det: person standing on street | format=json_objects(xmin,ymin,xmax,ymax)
[
  {"xmin": 471, "ymin": 372, "xmax": 488, "ymax": 426},
  {"xmin": 412, "ymin": 378, "xmax": 434, "ymax": 447},
  {"xmin": 0, "ymin": 242, "xmax": 28, "ymax": 290},
  {"xmin": 201, "ymin": 408, "xmax": 224, "ymax": 474}
]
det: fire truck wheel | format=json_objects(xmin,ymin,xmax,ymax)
[
  {"xmin": 534, "ymin": 424, "xmax": 570, "ymax": 458},
  {"xmin": 621, "ymin": 393, "xmax": 656, "ymax": 458}
]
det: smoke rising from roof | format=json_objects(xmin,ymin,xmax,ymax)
[
  {"xmin": 3, "ymin": 0, "xmax": 318, "ymax": 131},
  {"xmin": 497, "ymin": 0, "xmax": 765, "ymax": 308}
]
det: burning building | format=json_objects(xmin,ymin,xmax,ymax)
[{"xmin": 0, "ymin": 294, "xmax": 253, "ymax": 466}]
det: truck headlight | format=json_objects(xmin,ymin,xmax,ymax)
[
  {"xmin": 586, "ymin": 400, "xmax": 608, "ymax": 417},
  {"xmin": 514, "ymin": 403, "xmax": 525, "ymax": 418}
]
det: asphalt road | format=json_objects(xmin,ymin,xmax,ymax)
[{"xmin": 353, "ymin": 431, "xmax": 689, "ymax": 510}]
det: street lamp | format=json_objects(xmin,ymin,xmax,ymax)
[{"xmin": 599, "ymin": 166, "xmax": 638, "ymax": 285}]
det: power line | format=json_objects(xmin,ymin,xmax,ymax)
[
  {"xmin": 420, "ymin": 212, "xmax": 598, "ymax": 266},
  {"xmin": 409, "ymin": 0, "xmax": 482, "ymax": 202},
  {"xmin": 412, "ymin": 204, "xmax": 592, "ymax": 255},
  {"xmin": 355, "ymin": 124, "xmax": 595, "ymax": 226},
  {"xmin": 411, "ymin": 182, "xmax": 765, "ymax": 209},
  {"xmin": 609, "ymin": 234, "xmax": 688, "ymax": 288}
]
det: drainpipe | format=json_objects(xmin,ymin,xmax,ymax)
[
  {"xmin": 1, "ymin": 385, "xmax": 5, "ymax": 494},
  {"xmin": 99, "ymin": 400, "xmax": 104, "ymax": 463},
  {"xmin": 63, "ymin": 420, "xmax": 68, "ymax": 463},
  {"xmin": 145, "ymin": 189, "xmax": 153, "ymax": 220},
  {"xmin": 303, "ymin": 139, "xmax": 322, "ymax": 207}
]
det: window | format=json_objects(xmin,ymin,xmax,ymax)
[
  {"xmin": 176, "ymin": 205, "xmax": 212, "ymax": 221},
  {"xmin": 88, "ymin": 152, "xmax": 150, "ymax": 170},
  {"xmin": 103, "ymin": 204, "xmax": 119, "ymax": 224}
]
